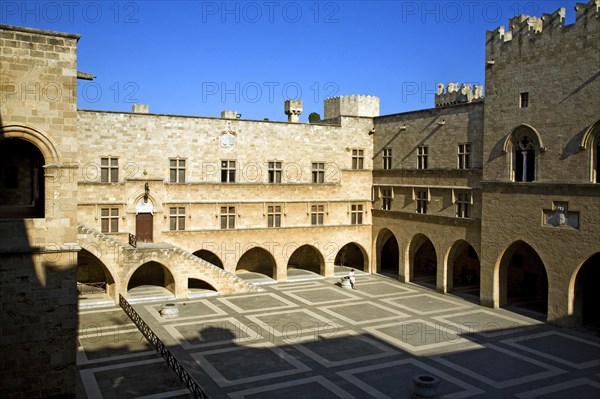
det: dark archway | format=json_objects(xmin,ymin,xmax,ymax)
[
  {"xmin": 334, "ymin": 243, "xmax": 367, "ymax": 271},
  {"xmin": 0, "ymin": 138, "xmax": 45, "ymax": 218},
  {"xmin": 128, "ymin": 261, "xmax": 175, "ymax": 294},
  {"xmin": 236, "ymin": 247, "xmax": 276, "ymax": 278},
  {"xmin": 377, "ymin": 229, "xmax": 399, "ymax": 277},
  {"xmin": 77, "ymin": 249, "xmax": 116, "ymax": 299},
  {"xmin": 447, "ymin": 240, "xmax": 480, "ymax": 296},
  {"xmin": 411, "ymin": 234, "xmax": 437, "ymax": 288},
  {"xmin": 287, "ymin": 245, "xmax": 324, "ymax": 275},
  {"xmin": 193, "ymin": 249, "xmax": 224, "ymax": 268},
  {"xmin": 573, "ymin": 253, "xmax": 600, "ymax": 328},
  {"xmin": 499, "ymin": 241, "xmax": 548, "ymax": 316}
]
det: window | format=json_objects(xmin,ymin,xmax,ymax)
[
  {"xmin": 221, "ymin": 160, "xmax": 236, "ymax": 183},
  {"xmin": 100, "ymin": 208, "xmax": 118, "ymax": 233},
  {"xmin": 220, "ymin": 206, "xmax": 235, "ymax": 229},
  {"xmin": 169, "ymin": 207, "xmax": 185, "ymax": 230},
  {"xmin": 417, "ymin": 146, "xmax": 428, "ymax": 170},
  {"xmin": 312, "ymin": 162, "xmax": 325, "ymax": 183},
  {"xmin": 520, "ymin": 92, "xmax": 529, "ymax": 108},
  {"xmin": 416, "ymin": 191, "xmax": 428, "ymax": 214},
  {"xmin": 351, "ymin": 204, "xmax": 363, "ymax": 225},
  {"xmin": 311, "ymin": 204, "xmax": 324, "ymax": 225},
  {"xmin": 267, "ymin": 205, "xmax": 281, "ymax": 227},
  {"xmin": 455, "ymin": 193, "xmax": 470, "ymax": 218},
  {"xmin": 100, "ymin": 157, "xmax": 118, "ymax": 182},
  {"xmin": 595, "ymin": 140, "xmax": 600, "ymax": 183},
  {"xmin": 169, "ymin": 159, "xmax": 186, "ymax": 183},
  {"xmin": 514, "ymin": 136, "xmax": 535, "ymax": 182},
  {"xmin": 382, "ymin": 188, "xmax": 392, "ymax": 211},
  {"xmin": 352, "ymin": 149, "xmax": 364, "ymax": 169},
  {"xmin": 458, "ymin": 143, "xmax": 471, "ymax": 169},
  {"xmin": 268, "ymin": 161, "xmax": 282, "ymax": 183},
  {"xmin": 383, "ymin": 148, "xmax": 392, "ymax": 170}
]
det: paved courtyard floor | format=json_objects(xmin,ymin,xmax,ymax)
[{"xmin": 76, "ymin": 274, "xmax": 600, "ymax": 398}]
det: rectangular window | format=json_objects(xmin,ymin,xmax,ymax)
[
  {"xmin": 458, "ymin": 143, "xmax": 471, "ymax": 169},
  {"xmin": 220, "ymin": 206, "xmax": 235, "ymax": 229},
  {"xmin": 169, "ymin": 159, "xmax": 186, "ymax": 183},
  {"xmin": 100, "ymin": 157, "xmax": 118, "ymax": 182},
  {"xmin": 268, "ymin": 161, "xmax": 282, "ymax": 183},
  {"xmin": 416, "ymin": 191, "xmax": 428, "ymax": 214},
  {"xmin": 456, "ymin": 193, "xmax": 470, "ymax": 218},
  {"xmin": 311, "ymin": 204, "xmax": 324, "ymax": 226},
  {"xmin": 100, "ymin": 208, "xmax": 119, "ymax": 233},
  {"xmin": 169, "ymin": 207, "xmax": 186, "ymax": 230},
  {"xmin": 417, "ymin": 146, "xmax": 428, "ymax": 170},
  {"xmin": 221, "ymin": 160, "xmax": 236, "ymax": 183},
  {"xmin": 352, "ymin": 149, "xmax": 364, "ymax": 170},
  {"xmin": 382, "ymin": 188, "xmax": 392, "ymax": 211},
  {"xmin": 520, "ymin": 92, "xmax": 529, "ymax": 108},
  {"xmin": 267, "ymin": 205, "xmax": 282, "ymax": 227},
  {"xmin": 383, "ymin": 148, "xmax": 392, "ymax": 170},
  {"xmin": 312, "ymin": 162, "xmax": 325, "ymax": 183},
  {"xmin": 351, "ymin": 204, "xmax": 363, "ymax": 225}
]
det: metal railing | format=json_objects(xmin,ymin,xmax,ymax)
[
  {"xmin": 77, "ymin": 281, "xmax": 106, "ymax": 296},
  {"xmin": 119, "ymin": 295, "xmax": 210, "ymax": 399}
]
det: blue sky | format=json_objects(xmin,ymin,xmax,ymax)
[{"xmin": 1, "ymin": 1, "xmax": 580, "ymax": 121}]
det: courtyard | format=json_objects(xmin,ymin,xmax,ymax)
[{"xmin": 76, "ymin": 274, "xmax": 600, "ymax": 398}]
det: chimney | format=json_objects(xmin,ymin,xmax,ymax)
[
  {"xmin": 132, "ymin": 104, "xmax": 149, "ymax": 113},
  {"xmin": 221, "ymin": 110, "xmax": 238, "ymax": 119},
  {"xmin": 284, "ymin": 99, "xmax": 302, "ymax": 123}
]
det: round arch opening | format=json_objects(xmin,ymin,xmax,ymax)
[
  {"xmin": 377, "ymin": 229, "xmax": 399, "ymax": 277},
  {"xmin": 410, "ymin": 234, "xmax": 437, "ymax": 288},
  {"xmin": 498, "ymin": 241, "xmax": 548, "ymax": 316},
  {"xmin": 127, "ymin": 261, "xmax": 176, "ymax": 296},
  {"xmin": 193, "ymin": 249, "xmax": 224, "ymax": 269},
  {"xmin": 0, "ymin": 138, "xmax": 45, "ymax": 218},
  {"xmin": 572, "ymin": 253, "xmax": 600, "ymax": 328},
  {"xmin": 287, "ymin": 244, "xmax": 324, "ymax": 275},
  {"xmin": 334, "ymin": 242, "xmax": 367, "ymax": 272},
  {"xmin": 77, "ymin": 249, "xmax": 116, "ymax": 299},
  {"xmin": 447, "ymin": 240, "xmax": 480, "ymax": 297},
  {"xmin": 236, "ymin": 247, "xmax": 276, "ymax": 278},
  {"xmin": 188, "ymin": 278, "xmax": 218, "ymax": 298}
]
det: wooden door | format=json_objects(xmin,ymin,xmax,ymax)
[{"xmin": 136, "ymin": 213, "xmax": 153, "ymax": 243}]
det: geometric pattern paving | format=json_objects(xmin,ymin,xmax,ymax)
[{"xmin": 77, "ymin": 275, "xmax": 600, "ymax": 398}]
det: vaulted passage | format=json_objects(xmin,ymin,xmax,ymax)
[
  {"xmin": 237, "ymin": 247, "xmax": 276, "ymax": 278},
  {"xmin": 77, "ymin": 249, "xmax": 116, "ymax": 299},
  {"xmin": 128, "ymin": 261, "xmax": 175, "ymax": 295},
  {"xmin": 193, "ymin": 249, "xmax": 224, "ymax": 268},
  {"xmin": 335, "ymin": 243, "xmax": 366, "ymax": 271},
  {"xmin": 0, "ymin": 138, "xmax": 45, "ymax": 218},
  {"xmin": 448, "ymin": 241, "xmax": 480, "ymax": 297},
  {"xmin": 499, "ymin": 242, "xmax": 548, "ymax": 316},
  {"xmin": 574, "ymin": 253, "xmax": 600, "ymax": 328},
  {"xmin": 377, "ymin": 229, "xmax": 399, "ymax": 277},
  {"xmin": 287, "ymin": 245, "xmax": 324, "ymax": 275},
  {"xmin": 411, "ymin": 235, "xmax": 437, "ymax": 288}
]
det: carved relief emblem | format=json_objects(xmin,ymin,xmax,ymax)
[{"xmin": 221, "ymin": 122, "xmax": 237, "ymax": 147}]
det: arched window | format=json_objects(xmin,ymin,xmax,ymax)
[
  {"xmin": 503, "ymin": 125, "xmax": 545, "ymax": 183},
  {"xmin": 579, "ymin": 120, "xmax": 600, "ymax": 183},
  {"xmin": 515, "ymin": 135, "xmax": 535, "ymax": 182}
]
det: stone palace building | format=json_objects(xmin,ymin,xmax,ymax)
[{"xmin": 1, "ymin": 1, "xmax": 599, "ymax": 397}]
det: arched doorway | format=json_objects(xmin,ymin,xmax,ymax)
[
  {"xmin": 499, "ymin": 241, "xmax": 548, "ymax": 316},
  {"xmin": 128, "ymin": 261, "xmax": 175, "ymax": 296},
  {"xmin": 77, "ymin": 249, "xmax": 116, "ymax": 299},
  {"xmin": 573, "ymin": 253, "xmax": 600, "ymax": 328},
  {"xmin": 193, "ymin": 249, "xmax": 224, "ymax": 268},
  {"xmin": 447, "ymin": 240, "xmax": 480, "ymax": 296},
  {"xmin": 410, "ymin": 234, "xmax": 437, "ymax": 288},
  {"xmin": 377, "ymin": 229, "xmax": 399, "ymax": 277},
  {"xmin": 236, "ymin": 247, "xmax": 276, "ymax": 278},
  {"xmin": 0, "ymin": 138, "xmax": 45, "ymax": 218},
  {"xmin": 287, "ymin": 245, "xmax": 324, "ymax": 275},
  {"xmin": 334, "ymin": 243, "xmax": 367, "ymax": 271}
]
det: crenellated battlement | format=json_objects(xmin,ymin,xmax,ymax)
[
  {"xmin": 435, "ymin": 82, "xmax": 483, "ymax": 108},
  {"xmin": 486, "ymin": 0, "xmax": 598, "ymax": 54},
  {"xmin": 324, "ymin": 95, "xmax": 380, "ymax": 119}
]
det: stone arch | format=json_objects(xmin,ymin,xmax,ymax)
[
  {"xmin": 579, "ymin": 119, "xmax": 600, "ymax": 183},
  {"xmin": 193, "ymin": 249, "xmax": 224, "ymax": 268},
  {"xmin": 187, "ymin": 278, "xmax": 218, "ymax": 298},
  {"xmin": 445, "ymin": 240, "xmax": 480, "ymax": 295},
  {"xmin": 1, "ymin": 125, "xmax": 60, "ymax": 164},
  {"xmin": 503, "ymin": 124, "xmax": 545, "ymax": 182},
  {"xmin": 409, "ymin": 234, "xmax": 437, "ymax": 288},
  {"xmin": 77, "ymin": 249, "xmax": 118, "ymax": 299},
  {"xmin": 0, "ymin": 137, "xmax": 46, "ymax": 218},
  {"xmin": 287, "ymin": 244, "xmax": 325, "ymax": 275},
  {"xmin": 569, "ymin": 252, "xmax": 600, "ymax": 328},
  {"xmin": 126, "ymin": 261, "xmax": 176, "ymax": 295},
  {"xmin": 496, "ymin": 240, "xmax": 548, "ymax": 316},
  {"xmin": 376, "ymin": 228, "xmax": 400, "ymax": 276},
  {"xmin": 334, "ymin": 242, "xmax": 368, "ymax": 272},
  {"xmin": 236, "ymin": 247, "xmax": 276, "ymax": 278}
]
